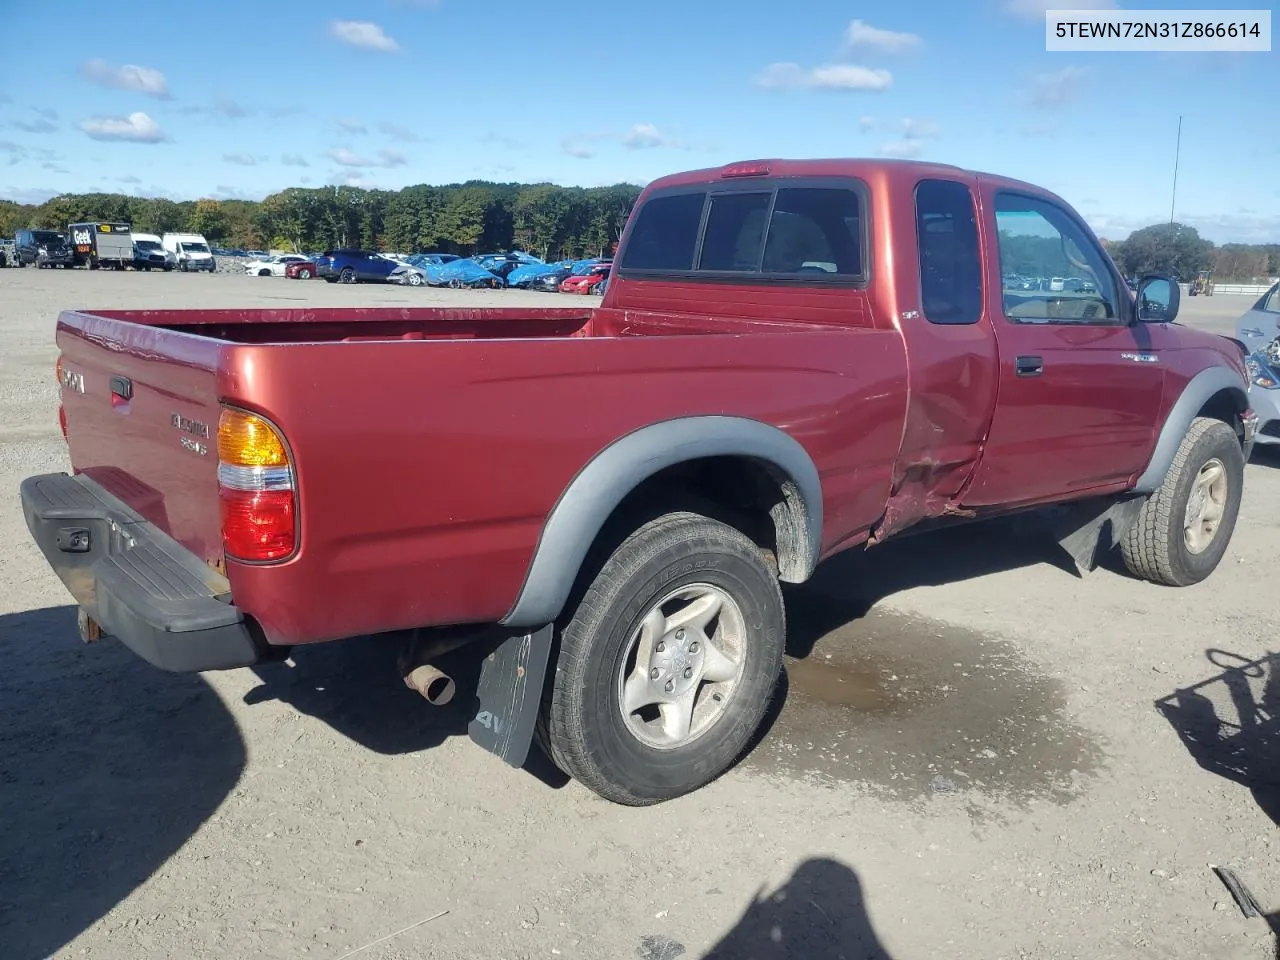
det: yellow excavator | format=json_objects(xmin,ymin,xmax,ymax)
[{"xmin": 1189, "ymin": 270, "xmax": 1215, "ymax": 296}]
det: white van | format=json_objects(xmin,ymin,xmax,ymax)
[
  {"xmin": 161, "ymin": 232, "xmax": 215, "ymax": 272},
  {"xmin": 132, "ymin": 232, "xmax": 176, "ymax": 271}
]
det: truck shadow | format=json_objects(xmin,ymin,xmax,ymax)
[
  {"xmin": 1155, "ymin": 648, "xmax": 1280, "ymax": 827},
  {"xmin": 783, "ymin": 518, "xmax": 1076, "ymax": 659},
  {"xmin": 0, "ymin": 605, "xmax": 246, "ymax": 960},
  {"xmin": 242, "ymin": 636, "xmax": 570, "ymax": 789},
  {"xmin": 696, "ymin": 857, "xmax": 892, "ymax": 959}
]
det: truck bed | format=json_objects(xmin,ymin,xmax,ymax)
[{"xmin": 55, "ymin": 304, "xmax": 909, "ymax": 646}]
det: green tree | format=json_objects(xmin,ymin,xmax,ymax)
[
  {"xmin": 188, "ymin": 199, "xmax": 229, "ymax": 243},
  {"xmin": 1114, "ymin": 222, "xmax": 1214, "ymax": 279}
]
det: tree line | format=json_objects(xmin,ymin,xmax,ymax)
[
  {"xmin": 1104, "ymin": 222, "xmax": 1279, "ymax": 284},
  {"xmin": 0, "ymin": 181, "xmax": 643, "ymax": 261},
  {"xmin": 2, "ymin": 188, "xmax": 1276, "ymax": 281}
]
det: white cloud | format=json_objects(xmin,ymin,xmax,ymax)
[
  {"xmin": 223, "ymin": 153, "xmax": 256, "ymax": 165},
  {"xmin": 326, "ymin": 147, "xmax": 406, "ymax": 168},
  {"xmin": 845, "ymin": 20, "xmax": 922, "ymax": 54},
  {"xmin": 1029, "ymin": 66, "xmax": 1087, "ymax": 109},
  {"xmin": 755, "ymin": 62, "xmax": 893, "ymax": 92},
  {"xmin": 562, "ymin": 138, "xmax": 595, "ymax": 159},
  {"xmin": 338, "ymin": 117, "xmax": 367, "ymax": 134},
  {"xmin": 622, "ymin": 123, "xmax": 669, "ymax": 149},
  {"xmin": 212, "ymin": 184, "xmax": 261, "ymax": 201},
  {"xmin": 379, "ymin": 121, "xmax": 419, "ymax": 142},
  {"xmin": 878, "ymin": 139, "xmax": 925, "ymax": 159},
  {"xmin": 80, "ymin": 59, "xmax": 170, "ymax": 98},
  {"xmin": 1006, "ymin": 0, "xmax": 1115, "ymax": 19},
  {"xmin": 479, "ymin": 132, "xmax": 528, "ymax": 150},
  {"xmin": 282, "ymin": 153, "xmax": 309, "ymax": 166},
  {"xmin": 329, "ymin": 20, "xmax": 400, "ymax": 52},
  {"xmin": 35, "ymin": 107, "xmax": 57, "ymax": 120},
  {"xmin": 859, "ymin": 116, "xmax": 877, "ymax": 132},
  {"xmin": 900, "ymin": 118, "xmax": 941, "ymax": 139},
  {"xmin": 117, "ymin": 175, "xmax": 143, "ymax": 185},
  {"xmin": 0, "ymin": 185, "xmax": 58, "ymax": 205},
  {"xmin": 78, "ymin": 112, "xmax": 167, "ymax": 143}
]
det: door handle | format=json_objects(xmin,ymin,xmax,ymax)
[{"xmin": 1015, "ymin": 355, "xmax": 1044, "ymax": 377}]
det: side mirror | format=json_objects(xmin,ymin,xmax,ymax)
[{"xmin": 1136, "ymin": 275, "xmax": 1180, "ymax": 323}]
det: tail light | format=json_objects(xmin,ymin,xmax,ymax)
[
  {"xmin": 54, "ymin": 356, "xmax": 68, "ymax": 442},
  {"xmin": 217, "ymin": 407, "xmax": 297, "ymax": 562}
]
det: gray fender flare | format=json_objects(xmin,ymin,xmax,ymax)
[
  {"xmin": 1132, "ymin": 366, "xmax": 1249, "ymax": 494},
  {"xmin": 500, "ymin": 416, "xmax": 823, "ymax": 628}
]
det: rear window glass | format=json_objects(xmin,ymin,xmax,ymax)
[
  {"xmin": 620, "ymin": 182, "xmax": 865, "ymax": 281},
  {"xmin": 619, "ymin": 193, "xmax": 705, "ymax": 271},
  {"xmin": 762, "ymin": 188, "xmax": 863, "ymax": 276},
  {"xmin": 697, "ymin": 192, "xmax": 770, "ymax": 272}
]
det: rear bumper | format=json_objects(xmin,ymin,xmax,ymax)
[{"xmin": 19, "ymin": 472, "xmax": 266, "ymax": 672}]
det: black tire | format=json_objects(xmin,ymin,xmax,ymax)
[
  {"xmin": 258, "ymin": 269, "xmax": 271, "ymax": 277},
  {"xmin": 340, "ymin": 267, "xmax": 356, "ymax": 284},
  {"xmin": 1120, "ymin": 416, "xmax": 1244, "ymax": 586},
  {"xmin": 298, "ymin": 268, "xmax": 312, "ymax": 280},
  {"xmin": 542, "ymin": 510, "xmax": 785, "ymax": 805}
]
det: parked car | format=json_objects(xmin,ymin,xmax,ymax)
[
  {"xmin": 1235, "ymin": 280, "xmax": 1280, "ymax": 353},
  {"xmin": 162, "ymin": 233, "xmax": 216, "ymax": 272},
  {"xmin": 284, "ymin": 259, "xmax": 319, "ymax": 280},
  {"xmin": 245, "ymin": 255, "xmax": 311, "ymax": 277},
  {"xmin": 131, "ymin": 233, "xmax": 176, "ymax": 271},
  {"xmin": 36, "ymin": 234, "xmax": 76, "ymax": 268},
  {"xmin": 527, "ymin": 266, "xmax": 574, "ymax": 292},
  {"xmin": 316, "ymin": 249, "xmax": 401, "ymax": 284},
  {"xmin": 0, "ymin": 238, "xmax": 13, "ymax": 267},
  {"xmin": 561, "ymin": 263, "xmax": 611, "ymax": 294},
  {"xmin": 20, "ymin": 157, "xmax": 1257, "ymax": 809},
  {"xmin": 15, "ymin": 228, "xmax": 64, "ymax": 267},
  {"xmin": 1243, "ymin": 334, "xmax": 1280, "ymax": 449}
]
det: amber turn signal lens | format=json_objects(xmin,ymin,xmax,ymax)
[{"xmin": 218, "ymin": 408, "xmax": 289, "ymax": 467}]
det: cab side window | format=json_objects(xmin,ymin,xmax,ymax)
[
  {"xmin": 994, "ymin": 193, "xmax": 1119, "ymax": 324},
  {"xmin": 915, "ymin": 179, "xmax": 983, "ymax": 325}
]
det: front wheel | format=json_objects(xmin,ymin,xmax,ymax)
[
  {"xmin": 258, "ymin": 269, "xmax": 271, "ymax": 277},
  {"xmin": 542, "ymin": 511, "xmax": 785, "ymax": 805},
  {"xmin": 407, "ymin": 272, "xmax": 424, "ymax": 286},
  {"xmin": 1120, "ymin": 416, "xmax": 1244, "ymax": 586},
  {"xmin": 298, "ymin": 268, "xmax": 312, "ymax": 280}
]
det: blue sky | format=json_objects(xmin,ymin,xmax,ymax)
[{"xmin": 0, "ymin": 0, "xmax": 1276, "ymax": 242}]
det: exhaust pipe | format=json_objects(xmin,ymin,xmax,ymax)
[{"xmin": 404, "ymin": 664, "xmax": 456, "ymax": 706}]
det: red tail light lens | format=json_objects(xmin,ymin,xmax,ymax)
[
  {"xmin": 217, "ymin": 407, "xmax": 298, "ymax": 562},
  {"xmin": 219, "ymin": 488, "xmax": 296, "ymax": 561}
]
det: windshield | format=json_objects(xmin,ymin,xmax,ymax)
[
  {"xmin": 181, "ymin": 242, "xmax": 210, "ymax": 254},
  {"xmin": 135, "ymin": 240, "xmax": 162, "ymax": 251},
  {"xmin": 33, "ymin": 231, "xmax": 62, "ymax": 244}
]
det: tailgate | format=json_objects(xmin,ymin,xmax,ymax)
[{"xmin": 58, "ymin": 318, "xmax": 225, "ymax": 566}]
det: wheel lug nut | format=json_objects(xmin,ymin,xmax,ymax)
[
  {"xmin": 689, "ymin": 641, "xmax": 699, "ymax": 653},
  {"xmin": 683, "ymin": 667, "xmax": 693, "ymax": 679},
  {"xmin": 650, "ymin": 667, "xmax": 660, "ymax": 679},
  {"xmin": 656, "ymin": 641, "xmax": 665, "ymax": 653},
  {"xmin": 664, "ymin": 680, "xmax": 674, "ymax": 693},
  {"xmin": 675, "ymin": 629, "xmax": 685, "ymax": 641}
]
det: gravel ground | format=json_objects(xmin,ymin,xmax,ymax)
[{"xmin": 0, "ymin": 270, "xmax": 1278, "ymax": 960}]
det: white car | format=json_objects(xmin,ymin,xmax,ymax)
[
  {"xmin": 245, "ymin": 255, "xmax": 311, "ymax": 277},
  {"xmin": 1235, "ymin": 280, "xmax": 1280, "ymax": 353}
]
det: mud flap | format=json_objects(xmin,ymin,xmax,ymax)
[
  {"xmin": 1051, "ymin": 496, "xmax": 1145, "ymax": 574},
  {"xmin": 467, "ymin": 623, "xmax": 553, "ymax": 768}
]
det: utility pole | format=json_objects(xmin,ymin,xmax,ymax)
[{"xmin": 1169, "ymin": 114, "xmax": 1182, "ymax": 225}]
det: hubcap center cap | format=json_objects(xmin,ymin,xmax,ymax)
[{"xmin": 651, "ymin": 631, "xmax": 703, "ymax": 697}]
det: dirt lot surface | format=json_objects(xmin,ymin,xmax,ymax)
[{"xmin": 1, "ymin": 270, "xmax": 1278, "ymax": 960}]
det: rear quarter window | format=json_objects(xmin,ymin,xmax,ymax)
[{"xmin": 619, "ymin": 193, "xmax": 705, "ymax": 271}]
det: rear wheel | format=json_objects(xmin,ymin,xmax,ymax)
[
  {"xmin": 340, "ymin": 267, "xmax": 356, "ymax": 284},
  {"xmin": 542, "ymin": 511, "xmax": 784, "ymax": 805},
  {"xmin": 1120, "ymin": 416, "xmax": 1244, "ymax": 586}
]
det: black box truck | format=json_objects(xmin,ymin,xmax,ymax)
[{"xmin": 69, "ymin": 222, "xmax": 134, "ymax": 270}]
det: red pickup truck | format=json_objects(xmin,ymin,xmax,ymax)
[{"xmin": 21, "ymin": 158, "xmax": 1257, "ymax": 806}]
